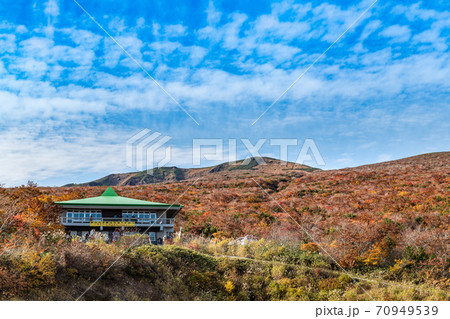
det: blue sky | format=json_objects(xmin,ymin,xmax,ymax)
[{"xmin": 0, "ymin": 0, "xmax": 449, "ymax": 186}]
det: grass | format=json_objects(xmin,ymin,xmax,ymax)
[{"xmin": 0, "ymin": 233, "xmax": 448, "ymax": 301}]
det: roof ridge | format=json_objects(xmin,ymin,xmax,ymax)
[{"xmin": 101, "ymin": 186, "xmax": 118, "ymax": 196}]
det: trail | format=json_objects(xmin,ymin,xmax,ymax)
[
  {"xmin": 212, "ymin": 254, "xmax": 447, "ymax": 292},
  {"xmin": 213, "ymin": 254, "xmax": 380, "ymax": 283}
]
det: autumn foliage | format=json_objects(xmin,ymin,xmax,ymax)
[{"xmin": 0, "ymin": 152, "xmax": 449, "ymax": 300}]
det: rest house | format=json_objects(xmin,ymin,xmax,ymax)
[{"xmin": 55, "ymin": 187, "xmax": 183, "ymax": 244}]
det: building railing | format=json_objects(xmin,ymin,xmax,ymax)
[{"xmin": 60, "ymin": 217, "xmax": 174, "ymax": 226}]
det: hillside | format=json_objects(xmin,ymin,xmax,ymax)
[
  {"xmin": 3, "ymin": 241, "xmax": 448, "ymax": 301},
  {"xmin": 53, "ymin": 151, "xmax": 449, "ymax": 268},
  {"xmin": 0, "ymin": 151, "xmax": 448, "ymax": 300},
  {"xmin": 64, "ymin": 157, "xmax": 319, "ymax": 187}
]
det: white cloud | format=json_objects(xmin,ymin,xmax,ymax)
[
  {"xmin": 380, "ymin": 25, "xmax": 411, "ymax": 43},
  {"xmin": 0, "ymin": 33, "xmax": 16, "ymax": 53},
  {"xmin": 392, "ymin": 3, "xmax": 441, "ymax": 21},
  {"xmin": 359, "ymin": 19, "xmax": 382, "ymax": 42},
  {"xmin": 256, "ymin": 43, "xmax": 301, "ymax": 64},
  {"xmin": 252, "ymin": 15, "xmax": 311, "ymax": 42},
  {"xmin": 377, "ymin": 153, "xmax": 392, "ymax": 162},
  {"xmin": 0, "ymin": 0, "xmax": 449, "ymax": 185},
  {"xmin": 102, "ymin": 34, "xmax": 144, "ymax": 69},
  {"xmin": 0, "ymin": 89, "xmax": 108, "ymax": 121},
  {"xmin": 310, "ymin": 2, "xmax": 371, "ymax": 42},
  {"xmin": 136, "ymin": 17, "xmax": 145, "ymax": 28},
  {"xmin": 164, "ymin": 24, "xmax": 187, "ymax": 37},
  {"xmin": 360, "ymin": 141, "xmax": 376, "ymax": 149},
  {"xmin": 206, "ymin": 1, "xmax": 221, "ymax": 25},
  {"xmin": 335, "ymin": 155, "xmax": 354, "ymax": 167},
  {"xmin": 185, "ymin": 46, "xmax": 208, "ymax": 65},
  {"xmin": 19, "ymin": 36, "xmax": 95, "ymax": 65},
  {"xmin": 198, "ymin": 12, "xmax": 247, "ymax": 49},
  {"xmin": 0, "ymin": 126, "xmax": 125, "ymax": 186},
  {"xmin": 66, "ymin": 28, "xmax": 102, "ymax": 49},
  {"xmin": 8, "ymin": 57, "xmax": 49, "ymax": 77},
  {"xmin": 148, "ymin": 40, "xmax": 181, "ymax": 54},
  {"xmin": 108, "ymin": 17, "xmax": 127, "ymax": 34},
  {"xmin": 0, "ymin": 21, "xmax": 27, "ymax": 33},
  {"xmin": 44, "ymin": 0, "xmax": 59, "ymax": 18}
]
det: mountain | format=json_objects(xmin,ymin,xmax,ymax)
[
  {"xmin": 64, "ymin": 157, "xmax": 319, "ymax": 187},
  {"xmin": 7, "ymin": 151, "xmax": 447, "ymax": 301},
  {"xmin": 64, "ymin": 152, "xmax": 450, "ymax": 187},
  {"xmin": 2, "ymin": 152, "xmax": 449, "ymax": 301}
]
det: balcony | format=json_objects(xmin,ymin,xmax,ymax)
[{"xmin": 60, "ymin": 217, "xmax": 174, "ymax": 227}]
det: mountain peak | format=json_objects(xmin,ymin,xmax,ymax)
[{"xmin": 63, "ymin": 158, "xmax": 317, "ymax": 187}]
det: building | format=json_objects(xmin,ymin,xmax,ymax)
[{"xmin": 56, "ymin": 187, "xmax": 183, "ymax": 244}]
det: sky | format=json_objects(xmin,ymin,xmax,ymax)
[{"xmin": 0, "ymin": 0, "xmax": 449, "ymax": 186}]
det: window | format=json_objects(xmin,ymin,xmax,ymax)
[
  {"xmin": 149, "ymin": 232, "xmax": 156, "ymax": 244},
  {"xmin": 123, "ymin": 211, "xmax": 155, "ymax": 223},
  {"xmin": 66, "ymin": 210, "xmax": 101, "ymax": 223}
]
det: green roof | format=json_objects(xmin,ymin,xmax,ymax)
[{"xmin": 55, "ymin": 187, "xmax": 183, "ymax": 208}]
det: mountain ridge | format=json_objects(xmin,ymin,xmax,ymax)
[
  {"xmin": 63, "ymin": 156, "xmax": 319, "ymax": 187},
  {"xmin": 63, "ymin": 152, "xmax": 449, "ymax": 187}
]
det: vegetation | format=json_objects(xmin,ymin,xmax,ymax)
[
  {"xmin": 0, "ymin": 231, "xmax": 448, "ymax": 300},
  {"xmin": 0, "ymin": 152, "xmax": 449, "ymax": 300}
]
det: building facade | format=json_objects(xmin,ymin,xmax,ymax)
[{"xmin": 56, "ymin": 187, "xmax": 183, "ymax": 244}]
